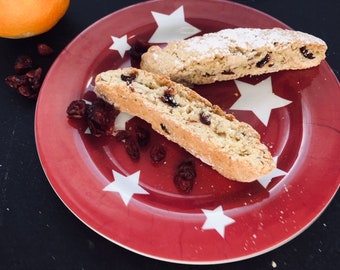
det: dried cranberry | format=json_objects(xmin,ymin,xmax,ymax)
[
  {"xmin": 17, "ymin": 85, "xmax": 38, "ymax": 99},
  {"xmin": 115, "ymin": 130, "xmax": 131, "ymax": 142},
  {"xmin": 86, "ymin": 99, "xmax": 117, "ymax": 137},
  {"xmin": 37, "ymin": 43, "xmax": 54, "ymax": 56},
  {"xmin": 5, "ymin": 66, "xmax": 42, "ymax": 99},
  {"xmin": 150, "ymin": 144, "xmax": 166, "ymax": 163},
  {"xmin": 135, "ymin": 126, "xmax": 150, "ymax": 147},
  {"xmin": 300, "ymin": 46, "xmax": 315, "ymax": 59},
  {"xmin": 176, "ymin": 159, "xmax": 196, "ymax": 179},
  {"xmin": 4, "ymin": 54, "xmax": 46, "ymax": 99},
  {"xmin": 66, "ymin": 92, "xmax": 120, "ymax": 136},
  {"xmin": 82, "ymin": 91, "xmax": 98, "ymax": 103},
  {"xmin": 129, "ymin": 39, "xmax": 151, "ymax": 68},
  {"xmin": 67, "ymin": 100, "xmax": 87, "ymax": 119},
  {"xmin": 14, "ymin": 55, "xmax": 33, "ymax": 74},
  {"xmin": 121, "ymin": 73, "xmax": 136, "ymax": 85},
  {"xmin": 26, "ymin": 67, "xmax": 42, "ymax": 89},
  {"xmin": 256, "ymin": 54, "xmax": 270, "ymax": 68},
  {"xmin": 124, "ymin": 138, "xmax": 140, "ymax": 160},
  {"xmin": 174, "ymin": 177, "xmax": 195, "ymax": 193},
  {"xmin": 160, "ymin": 88, "xmax": 178, "ymax": 107},
  {"xmin": 199, "ymin": 111, "xmax": 211, "ymax": 125},
  {"xmin": 174, "ymin": 159, "xmax": 196, "ymax": 193},
  {"xmin": 5, "ymin": 74, "xmax": 27, "ymax": 88}
]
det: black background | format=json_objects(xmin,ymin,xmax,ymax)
[{"xmin": 0, "ymin": 0, "xmax": 339, "ymax": 269}]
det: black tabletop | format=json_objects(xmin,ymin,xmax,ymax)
[{"xmin": 1, "ymin": 0, "xmax": 339, "ymax": 269}]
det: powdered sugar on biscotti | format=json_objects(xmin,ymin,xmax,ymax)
[
  {"xmin": 183, "ymin": 28, "xmax": 325, "ymax": 57},
  {"xmin": 141, "ymin": 27, "xmax": 327, "ymax": 84},
  {"xmin": 95, "ymin": 67, "xmax": 275, "ymax": 182}
]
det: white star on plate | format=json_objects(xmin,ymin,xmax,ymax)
[
  {"xmin": 231, "ymin": 77, "xmax": 292, "ymax": 126},
  {"xmin": 257, "ymin": 157, "xmax": 287, "ymax": 188},
  {"xmin": 103, "ymin": 170, "xmax": 149, "ymax": 206},
  {"xmin": 148, "ymin": 6, "xmax": 201, "ymax": 43},
  {"xmin": 114, "ymin": 112, "xmax": 134, "ymax": 131},
  {"xmin": 109, "ymin": 35, "xmax": 131, "ymax": 58},
  {"xmin": 202, "ymin": 205, "xmax": 235, "ymax": 238}
]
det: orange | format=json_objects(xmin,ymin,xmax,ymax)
[{"xmin": 0, "ymin": 0, "xmax": 70, "ymax": 39}]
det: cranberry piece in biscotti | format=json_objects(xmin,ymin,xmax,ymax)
[
  {"xmin": 256, "ymin": 54, "xmax": 270, "ymax": 68},
  {"xmin": 199, "ymin": 111, "xmax": 211, "ymax": 125},
  {"xmin": 160, "ymin": 88, "xmax": 178, "ymax": 107},
  {"xmin": 121, "ymin": 73, "xmax": 137, "ymax": 85},
  {"xmin": 300, "ymin": 46, "xmax": 315, "ymax": 59}
]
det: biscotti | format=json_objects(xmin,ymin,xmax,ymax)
[
  {"xmin": 94, "ymin": 67, "xmax": 275, "ymax": 182},
  {"xmin": 140, "ymin": 28, "xmax": 327, "ymax": 84}
]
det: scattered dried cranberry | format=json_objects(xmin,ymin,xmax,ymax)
[
  {"xmin": 82, "ymin": 91, "xmax": 98, "ymax": 103},
  {"xmin": 66, "ymin": 90, "xmax": 202, "ymax": 192},
  {"xmin": 199, "ymin": 111, "xmax": 211, "ymax": 125},
  {"xmin": 14, "ymin": 55, "xmax": 33, "ymax": 74},
  {"xmin": 5, "ymin": 74, "xmax": 27, "ymax": 88},
  {"xmin": 115, "ymin": 130, "xmax": 131, "ymax": 142},
  {"xmin": 67, "ymin": 92, "xmax": 120, "ymax": 137},
  {"xmin": 124, "ymin": 138, "xmax": 140, "ymax": 160},
  {"xmin": 37, "ymin": 43, "xmax": 54, "ymax": 56},
  {"xmin": 26, "ymin": 67, "xmax": 42, "ymax": 89},
  {"xmin": 5, "ymin": 55, "xmax": 44, "ymax": 99},
  {"xmin": 86, "ymin": 99, "xmax": 118, "ymax": 137},
  {"xmin": 174, "ymin": 159, "xmax": 196, "ymax": 193},
  {"xmin": 135, "ymin": 126, "xmax": 150, "ymax": 147},
  {"xmin": 5, "ymin": 67, "xmax": 42, "ymax": 99},
  {"xmin": 17, "ymin": 85, "xmax": 35, "ymax": 98},
  {"xmin": 67, "ymin": 100, "xmax": 87, "ymax": 119},
  {"xmin": 129, "ymin": 39, "xmax": 151, "ymax": 68},
  {"xmin": 150, "ymin": 144, "xmax": 166, "ymax": 163}
]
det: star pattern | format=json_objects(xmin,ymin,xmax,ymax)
[
  {"xmin": 114, "ymin": 112, "xmax": 134, "ymax": 131},
  {"xmin": 258, "ymin": 157, "xmax": 288, "ymax": 188},
  {"xmin": 148, "ymin": 6, "xmax": 201, "ymax": 43},
  {"xmin": 201, "ymin": 206, "xmax": 235, "ymax": 238},
  {"xmin": 109, "ymin": 35, "xmax": 131, "ymax": 58},
  {"xmin": 103, "ymin": 170, "xmax": 149, "ymax": 206},
  {"xmin": 231, "ymin": 77, "xmax": 292, "ymax": 126}
]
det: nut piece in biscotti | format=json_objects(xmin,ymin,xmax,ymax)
[
  {"xmin": 94, "ymin": 67, "xmax": 275, "ymax": 182},
  {"xmin": 140, "ymin": 27, "xmax": 327, "ymax": 84}
]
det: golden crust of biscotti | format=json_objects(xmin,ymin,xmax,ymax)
[
  {"xmin": 94, "ymin": 67, "xmax": 275, "ymax": 182},
  {"xmin": 140, "ymin": 28, "xmax": 327, "ymax": 84}
]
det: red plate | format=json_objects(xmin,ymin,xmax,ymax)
[{"xmin": 35, "ymin": 0, "xmax": 340, "ymax": 264}]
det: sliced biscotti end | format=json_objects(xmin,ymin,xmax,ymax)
[
  {"xmin": 94, "ymin": 67, "xmax": 275, "ymax": 182},
  {"xmin": 140, "ymin": 27, "xmax": 327, "ymax": 84}
]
